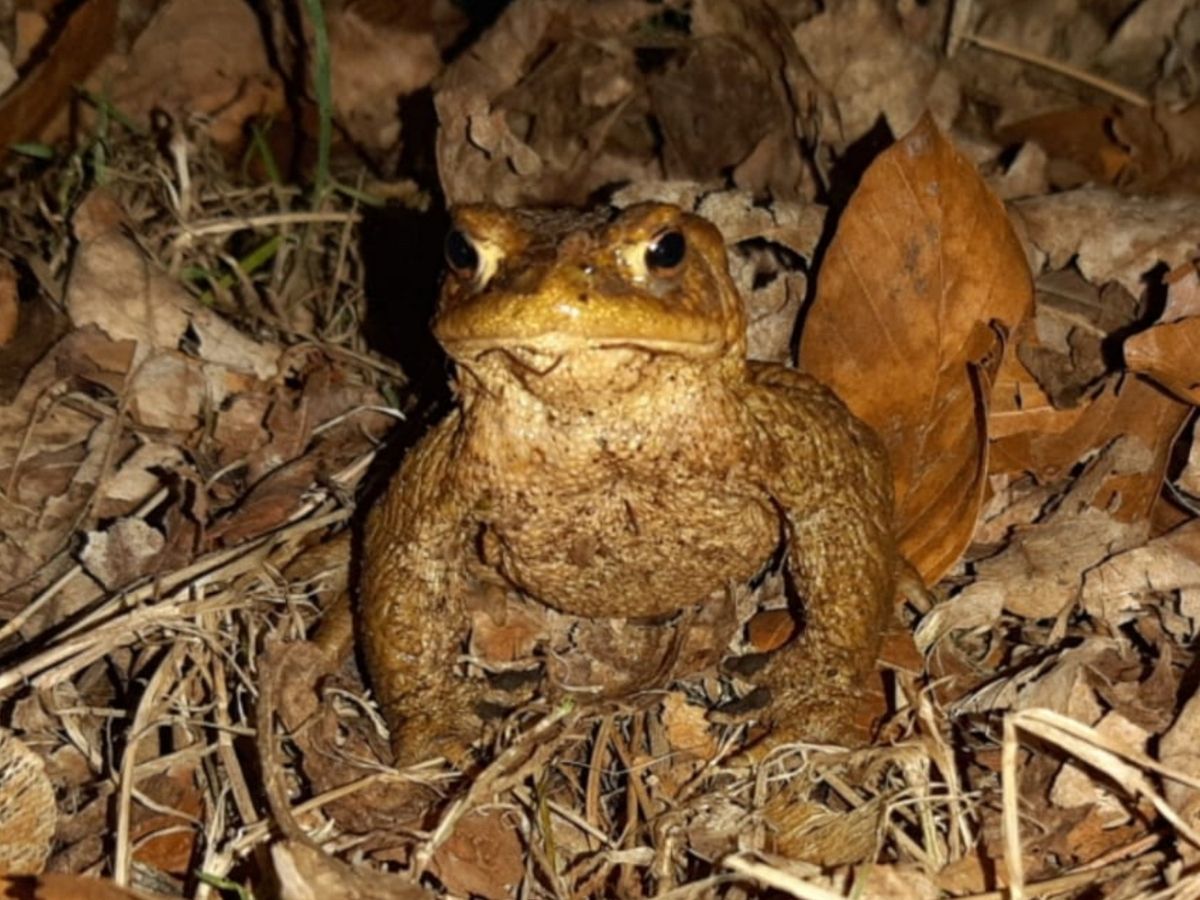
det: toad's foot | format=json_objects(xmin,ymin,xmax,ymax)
[
  {"xmin": 726, "ymin": 642, "xmax": 881, "ymax": 761},
  {"xmin": 387, "ymin": 680, "xmax": 491, "ymax": 769}
]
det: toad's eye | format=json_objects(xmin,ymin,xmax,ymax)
[
  {"xmin": 445, "ymin": 229, "xmax": 479, "ymax": 276},
  {"xmin": 645, "ymin": 229, "xmax": 686, "ymax": 271}
]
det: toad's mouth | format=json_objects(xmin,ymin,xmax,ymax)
[
  {"xmin": 434, "ymin": 286, "xmax": 732, "ymax": 361},
  {"xmin": 438, "ymin": 332, "xmax": 727, "ymax": 365}
]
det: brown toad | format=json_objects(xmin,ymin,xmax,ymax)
[{"xmin": 361, "ymin": 203, "xmax": 897, "ymax": 764}]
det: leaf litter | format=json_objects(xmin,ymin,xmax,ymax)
[{"xmin": 2, "ymin": 0, "xmax": 1200, "ymax": 898}]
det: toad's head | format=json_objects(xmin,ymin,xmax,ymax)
[{"xmin": 433, "ymin": 203, "xmax": 747, "ymax": 379}]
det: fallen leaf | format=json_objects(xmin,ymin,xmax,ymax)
[
  {"xmin": 129, "ymin": 764, "xmax": 202, "ymax": 875},
  {"xmin": 107, "ymin": 0, "xmax": 285, "ymax": 150},
  {"xmin": 857, "ymin": 864, "xmax": 940, "ymax": 900},
  {"xmin": 429, "ymin": 808, "xmax": 524, "ymax": 900},
  {"xmin": 935, "ymin": 438, "xmax": 1149, "ymax": 626},
  {"xmin": 0, "ymin": 0, "xmax": 117, "ymax": 148},
  {"xmin": 1082, "ymin": 519, "xmax": 1200, "ymax": 627},
  {"xmin": 661, "ymin": 691, "xmax": 718, "ymax": 761},
  {"xmin": 0, "ymin": 258, "xmax": 16, "ymax": 347},
  {"xmin": 799, "ymin": 113, "xmax": 1032, "ymax": 583},
  {"xmin": 792, "ymin": 0, "xmax": 959, "ymax": 149},
  {"xmin": 272, "ymin": 839, "xmax": 434, "ymax": 900},
  {"xmin": 765, "ymin": 793, "xmax": 885, "ymax": 866},
  {"xmin": 1125, "ymin": 263, "xmax": 1200, "ymax": 403},
  {"xmin": 0, "ymin": 728, "xmax": 55, "ymax": 876},
  {"xmin": 0, "ymin": 873, "xmax": 160, "ymax": 899},
  {"xmin": 67, "ymin": 190, "xmax": 280, "ymax": 379},
  {"xmin": 999, "ymin": 106, "xmax": 1133, "ymax": 189},
  {"xmin": 78, "ymin": 518, "xmax": 165, "ymax": 591},
  {"xmin": 1160, "ymin": 687, "xmax": 1200, "ymax": 868},
  {"xmin": 990, "ymin": 373, "xmax": 1189, "ymax": 510},
  {"xmin": 747, "ymin": 609, "xmax": 795, "ymax": 652},
  {"xmin": 1050, "ymin": 711, "xmax": 1149, "ymax": 824},
  {"xmin": 1012, "ymin": 187, "xmax": 1200, "ymax": 295},
  {"xmin": 436, "ymin": 0, "xmax": 820, "ymax": 207},
  {"xmin": 128, "ymin": 352, "xmax": 206, "ymax": 433}
]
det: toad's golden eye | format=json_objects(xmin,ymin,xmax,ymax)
[
  {"xmin": 645, "ymin": 229, "xmax": 686, "ymax": 272},
  {"xmin": 444, "ymin": 229, "xmax": 480, "ymax": 276}
]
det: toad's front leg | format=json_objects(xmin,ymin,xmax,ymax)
[
  {"xmin": 749, "ymin": 501, "xmax": 896, "ymax": 749},
  {"xmin": 360, "ymin": 419, "xmax": 488, "ymax": 767}
]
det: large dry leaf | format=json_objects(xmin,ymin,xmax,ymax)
[{"xmin": 799, "ymin": 114, "xmax": 1032, "ymax": 583}]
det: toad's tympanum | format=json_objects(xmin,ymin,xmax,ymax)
[{"xmin": 361, "ymin": 203, "xmax": 897, "ymax": 764}]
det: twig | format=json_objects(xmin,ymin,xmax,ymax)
[
  {"xmin": 965, "ymin": 33, "xmax": 1151, "ymax": 108},
  {"xmin": 722, "ymin": 853, "xmax": 845, "ymax": 900}
]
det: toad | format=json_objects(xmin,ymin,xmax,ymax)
[{"xmin": 361, "ymin": 203, "xmax": 897, "ymax": 765}]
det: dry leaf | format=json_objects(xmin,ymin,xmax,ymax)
[
  {"xmin": 1013, "ymin": 188, "xmax": 1200, "ymax": 295},
  {"xmin": 107, "ymin": 0, "xmax": 284, "ymax": 149},
  {"xmin": 429, "ymin": 809, "xmax": 524, "ymax": 900},
  {"xmin": 79, "ymin": 518, "xmax": 166, "ymax": 591},
  {"xmin": 436, "ymin": 0, "xmax": 820, "ymax": 207},
  {"xmin": 765, "ymin": 793, "xmax": 885, "ymax": 866},
  {"xmin": 0, "ymin": 0, "xmax": 117, "ymax": 148},
  {"xmin": 747, "ymin": 609, "xmax": 795, "ymax": 653},
  {"xmin": 0, "ymin": 873, "xmax": 161, "ymax": 899},
  {"xmin": 999, "ymin": 107, "xmax": 1133, "ymax": 189},
  {"xmin": 792, "ymin": 0, "xmax": 959, "ymax": 148},
  {"xmin": 857, "ymin": 864, "xmax": 940, "ymax": 900},
  {"xmin": 0, "ymin": 728, "xmax": 55, "ymax": 876},
  {"xmin": 1082, "ymin": 519, "xmax": 1200, "ymax": 627},
  {"xmin": 800, "ymin": 113, "xmax": 1032, "ymax": 583},
  {"xmin": 661, "ymin": 691, "xmax": 718, "ymax": 761},
  {"xmin": 0, "ymin": 258, "xmax": 16, "ymax": 348},
  {"xmin": 272, "ymin": 839, "xmax": 434, "ymax": 900},
  {"xmin": 1160, "ymin": 688, "xmax": 1200, "ymax": 868},
  {"xmin": 931, "ymin": 438, "xmax": 1149, "ymax": 630},
  {"xmin": 1050, "ymin": 711, "xmax": 1149, "ymax": 824},
  {"xmin": 67, "ymin": 191, "xmax": 280, "ymax": 379},
  {"xmin": 990, "ymin": 372, "xmax": 1189, "ymax": 512},
  {"xmin": 1125, "ymin": 264, "xmax": 1200, "ymax": 403}
]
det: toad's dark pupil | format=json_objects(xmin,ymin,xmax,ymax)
[
  {"xmin": 646, "ymin": 230, "xmax": 686, "ymax": 270},
  {"xmin": 445, "ymin": 229, "xmax": 479, "ymax": 274}
]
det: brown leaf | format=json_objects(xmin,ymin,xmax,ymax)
[
  {"xmin": 999, "ymin": 106, "xmax": 1133, "ymax": 189},
  {"xmin": 799, "ymin": 114, "xmax": 1032, "ymax": 583},
  {"xmin": 429, "ymin": 809, "xmax": 524, "ymax": 900},
  {"xmin": 792, "ymin": 0, "xmax": 958, "ymax": 149},
  {"xmin": 661, "ymin": 691, "xmax": 718, "ymax": 761},
  {"xmin": 1125, "ymin": 264, "xmax": 1200, "ymax": 403},
  {"xmin": 1083, "ymin": 519, "xmax": 1200, "ymax": 627},
  {"xmin": 0, "ymin": 0, "xmax": 117, "ymax": 148},
  {"xmin": 991, "ymin": 373, "xmax": 1189, "ymax": 517},
  {"xmin": 1160, "ymin": 686, "xmax": 1200, "ymax": 869},
  {"xmin": 0, "ymin": 873, "xmax": 162, "ymax": 899},
  {"xmin": 1012, "ymin": 188, "xmax": 1200, "ymax": 295},
  {"xmin": 272, "ymin": 840, "xmax": 434, "ymax": 900},
  {"xmin": 67, "ymin": 191, "xmax": 280, "ymax": 379},
  {"xmin": 0, "ymin": 259, "xmax": 16, "ymax": 348},
  {"xmin": 109, "ymin": 0, "xmax": 285, "ymax": 150},
  {"xmin": 0, "ymin": 728, "xmax": 55, "ymax": 876},
  {"xmin": 79, "ymin": 518, "xmax": 166, "ymax": 591},
  {"xmin": 129, "ymin": 764, "xmax": 202, "ymax": 875},
  {"xmin": 747, "ymin": 609, "xmax": 795, "ymax": 652}
]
